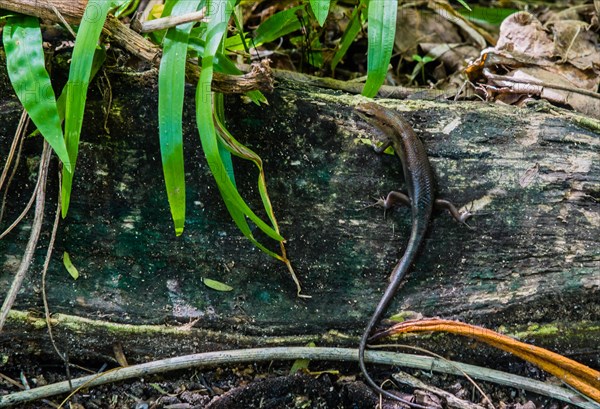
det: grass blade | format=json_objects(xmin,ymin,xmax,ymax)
[
  {"xmin": 213, "ymin": 110, "xmax": 284, "ymax": 259},
  {"xmin": 61, "ymin": 0, "xmax": 114, "ymax": 217},
  {"xmin": 331, "ymin": 0, "xmax": 366, "ymax": 73},
  {"xmin": 213, "ymin": 98, "xmax": 308, "ymax": 297},
  {"xmin": 213, "ymin": 93, "xmax": 236, "ymax": 187},
  {"xmin": 228, "ymin": 5, "xmax": 304, "ymax": 51},
  {"xmin": 362, "ymin": 0, "xmax": 397, "ymax": 97},
  {"xmin": 196, "ymin": 76, "xmax": 282, "ymax": 241},
  {"xmin": 3, "ymin": 15, "xmax": 70, "ymax": 171},
  {"xmin": 158, "ymin": 0, "xmax": 202, "ymax": 236},
  {"xmin": 214, "ymin": 113, "xmax": 278, "ymax": 229},
  {"xmin": 30, "ymin": 48, "xmax": 107, "ymax": 139},
  {"xmin": 196, "ymin": 0, "xmax": 283, "ymax": 242}
]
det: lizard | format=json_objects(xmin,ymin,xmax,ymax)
[{"xmin": 355, "ymin": 101, "xmax": 471, "ymax": 408}]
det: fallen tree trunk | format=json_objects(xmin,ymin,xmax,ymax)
[{"xmin": 0, "ymin": 53, "xmax": 598, "ymax": 369}]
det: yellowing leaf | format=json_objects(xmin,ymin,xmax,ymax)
[
  {"xmin": 149, "ymin": 4, "xmax": 164, "ymax": 20},
  {"xmin": 63, "ymin": 252, "xmax": 79, "ymax": 280},
  {"xmin": 353, "ymin": 138, "xmax": 394, "ymax": 155},
  {"xmin": 203, "ymin": 278, "xmax": 233, "ymax": 292}
]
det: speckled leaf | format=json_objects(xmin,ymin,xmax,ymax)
[{"xmin": 3, "ymin": 15, "xmax": 70, "ymax": 171}]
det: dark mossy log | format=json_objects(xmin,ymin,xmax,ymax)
[{"xmin": 0, "ymin": 58, "xmax": 598, "ymax": 369}]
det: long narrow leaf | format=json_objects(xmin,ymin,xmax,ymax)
[
  {"xmin": 310, "ymin": 0, "xmax": 330, "ymax": 26},
  {"xmin": 218, "ymin": 187, "xmax": 283, "ymax": 261},
  {"xmin": 29, "ymin": 47, "xmax": 107, "ymax": 140},
  {"xmin": 158, "ymin": 0, "xmax": 202, "ymax": 236},
  {"xmin": 213, "ymin": 94, "xmax": 236, "ymax": 187},
  {"xmin": 214, "ymin": 113, "xmax": 279, "ymax": 230},
  {"xmin": 213, "ymin": 92, "xmax": 284, "ymax": 260},
  {"xmin": 362, "ymin": 0, "xmax": 397, "ymax": 97},
  {"xmin": 228, "ymin": 5, "xmax": 304, "ymax": 51},
  {"xmin": 56, "ymin": 48, "xmax": 107, "ymax": 130},
  {"xmin": 196, "ymin": 0, "xmax": 283, "ymax": 242},
  {"xmin": 331, "ymin": 0, "xmax": 366, "ymax": 72},
  {"xmin": 3, "ymin": 15, "xmax": 70, "ymax": 171},
  {"xmin": 196, "ymin": 79, "xmax": 282, "ymax": 241},
  {"xmin": 62, "ymin": 0, "xmax": 114, "ymax": 217},
  {"xmin": 213, "ymin": 110, "xmax": 280, "ymax": 248}
]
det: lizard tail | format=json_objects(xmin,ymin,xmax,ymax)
[{"xmin": 358, "ymin": 219, "xmax": 430, "ymax": 408}]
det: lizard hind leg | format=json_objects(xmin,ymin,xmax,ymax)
[
  {"xmin": 382, "ymin": 191, "xmax": 411, "ymax": 209},
  {"xmin": 435, "ymin": 198, "xmax": 473, "ymax": 228},
  {"xmin": 376, "ymin": 191, "xmax": 411, "ymax": 219}
]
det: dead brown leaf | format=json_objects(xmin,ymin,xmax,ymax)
[{"xmin": 468, "ymin": 10, "xmax": 600, "ymax": 118}]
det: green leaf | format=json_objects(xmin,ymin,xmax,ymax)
[
  {"xmin": 158, "ymin": 0, "xmax": 202, "ymax": 236},
  {"xmin": 63, "ymin": 252, "xmax": 79, "ymax": 280},
  {"xmin": 213, "ymin": 113, "xmax": 287, "ymax": 260},
  {"xmin": 1, "ymin": 10, "xmax": 16, "ymax": 21},
  {"xmin": 362, "ymin": 0, "xmax": 397, "ymax": 97},
  {"xmin": 461, "ymin": 6, "xmax": 517, "ymax": 26},
  {"xmin": 61, "ymin": 0, "xmax": 115, "ymax": 217},
  {"xmin": 3, "ymin": 15, "xmax": 71, "ymax": 171},
  {"xmin": 229, "ymin": 5, "xmax": 249, "ymax": 55},
  {"xmin": 454, "ymin": 0, "xmax": 472, "ymax": 12},
  {"xmin": 30, "ymin": 47, "xmax": 107, "ymax": 139},
  {"xmin": 354, "ymin": 137, "xmax": 394, "ymax": 155},
  {"xmin": 310, "ymin": 0, "xmax": 330, "ymax": 26},
  {"xmin": 289, "ymin": 342, "xmax": 316, "ymax": 374},
  {"xmin": 214, "ymin": 94, "xmax": 236, "ymax": 187},
  {"xmin": 195, "ymin": 0, "xmax": 283, "ymax": 242},
  {"xmin": 113, "ymin": 0, "xmax": 139, "ymax": 18},
  {"xmin": 203, "ymin": 278, "xmax": 233, "ymax": 292},
  {"xmin": 245, "ymin": 5, "xmax": 304, "ymax": 49},
  {"xmin": 331, "ymin": 0, "xmax": 366, "ymax": 72},
  {"xmin": 289, "ymin": 357, "xmax": 310, "ymax": 374},
  {"xmin": 149, "ymin": 383, "xmax": 169, "ymax": 395}
]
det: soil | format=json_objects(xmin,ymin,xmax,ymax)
[{"xmin": 0, "ymin": 356, "xmax": 570, "ymax": 409}]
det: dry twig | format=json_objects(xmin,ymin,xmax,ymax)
[
  {"xmin": 0, "ymin": 347, "xmax": 595, "ymax": 408},
  {"xmin": 0, "ymin": 142, "xmax": 52, "ymax": 331}
]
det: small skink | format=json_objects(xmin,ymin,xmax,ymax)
[{"xmin": 356, "ymin": 102, "xmax": 470, "ymax": 408}]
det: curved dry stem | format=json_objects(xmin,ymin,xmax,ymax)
[
  {"xmin": 41, "ymin": 170, "xmax": 71, "ymax": 387},
  {"xmin": 0, "ymin": 123, "xmax": 25, "ymax": 223},
  {"xmin": 0, "ymin": 166, "xmax": 42, "ymax": 240},
  {"xmin": 0, "ymin": 347, "xmax": 594, "ymax": 408},
  {"xmin": 0, "ymin": 142, "xmax": 51, "ymax": 331},
  {"xmin": 0, "ymin": 110, "xmax": 27, "ymax": 193}
]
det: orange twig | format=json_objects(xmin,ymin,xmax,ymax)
[{"xmin": 376, "ymin": 318, "xmax": 600, "ymax": 403}]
